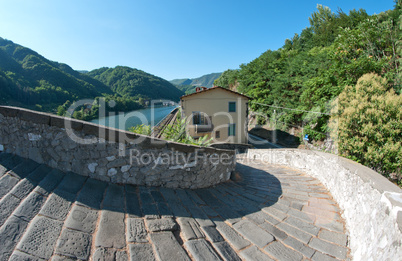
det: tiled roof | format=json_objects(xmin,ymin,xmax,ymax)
[{"xmin": 180, "ymin": 86, "xmax": 252, "ymax": 100}]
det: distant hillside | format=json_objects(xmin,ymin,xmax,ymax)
[
  {"xmin": 170, "ymin": 72, "xmax": 222, "ymax": 94},
  {"xmin": 87, "ymin": 66, "xmax": 184, "ymax": 101},
  {"xmin": 0, "ymin": 37, "xmax": 112, "ymax": 111},
  {"xmin": 0, "ymin": 37, "xmax": 183, "ymax": 114}
]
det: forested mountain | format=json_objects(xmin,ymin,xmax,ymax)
[
  {"xmin": 170, "ymin": 72, "xmax": 222, "ymax": 94},
  {"xmin": 87, "ymin": 66, "xmax": 183, "ymax": 101},
  {"xmin": 0, "ymin": 38, "xmax": 183, "ymax": 115},
  {"xmin": 215, "ymin": 4, "xmax": 401, "ymax": 140},
  {"xmin": 0, "ymin": 37, "xmax": 113, "ymax": 111}
]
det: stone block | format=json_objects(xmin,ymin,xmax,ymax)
[
  {"xmin": 0, "ymin": 194, "xmax": 21, "ymax": 227},
  {"xmin": 102, "ymin": 183, "xmax": 125, "ymax": 211},
  {"xmin": 264, "ymin": 241, "xmax": 303, "ymax": 261},
  {"xmin": 16, "ymin": 216, "xmax": 63, "ymax": 259},
  {"xmin": 146, "ymin": 217, "xmax": 178, "ymax": 232},
  {"xmin": 55, "ymin": 228, "xmax": 92, "ymax": 259},
  {"xmin": 34, "ymin": 169, "xmax": 65, "ymax": 196},
  {"xmin": 75, "ymin": 178, "xmax": 107, "ymax": 209},
  {"xmin": 213, "ymin": 241, "xmax": 241, "ymax": 261},
  {"xmin": 39, "ymin": 190, "xmax": 75, "ymax": 221},
  {"xmin": 177, "ymin": 217, "xmax": 205, "ymax": 240},
  {"xmin": 308, "ymin": 237, "xmax": 347, "ymax": 260},
  {"xmin": 283, "ymin": 236, "xmax": 316, "ymax": 259},
  {"xmin": 126, "ymin": 218, "xmax": 148, "ymax": 243},
  {"xmin": 65, "ymin": 205, "xmax": 98, "ymax": 234},
  {"xmin": 215, "ymin": 220, "xmax": 250, "ymax": 251},
  {"xmin": 201, "ymin": 226, "xmax": 224, "ymax": 243},
  {"xmin": 239, "ymin": 245, "xmax": 274, "ymax": 261},
  {"xmin": 184, "ymin": 239, "xmax": 222, "ymax": 261},
  {"xmin": 318, "ymin": 229, "xmax": 348, "ymax": 246},
  {"xmin": 95, "ymin": 210, "xmax": 125, "ymax": 249},
  {"xmin": 13, "ymin": 191, "xmax": 46, "ymax": 222},
  {"xmin": 8, "ymin": 250, "xmax": 46, "ymax": 261},
  {"xmin": 150, "ymin": 232, "xmax": 190, "ymax": 261},
  {"xmin": 232, "ymin": 219, "xmax": 274, "ymax": 248},
  {"xmin": 129, "ymin": 244, "xmax": 155, "ymax": 261},
  {"xmin": 0, "ymin": 174, "xmax": 19, "ymax": 199}
]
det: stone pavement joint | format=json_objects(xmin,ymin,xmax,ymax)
[{"xmin": 0, "ymin": 153, "xmax": 351, "ymax": 261}]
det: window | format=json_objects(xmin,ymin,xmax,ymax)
[
  {"xmin": 228, "ymin": 123, "xmax": 236, "ymax": 136},
  {"xmin": 229, "ymin": 102, "xmax": 236, "ymax": 112},
  {"xmin": 192, "ymin": 112, "xmax": 207, "ymax": 125},
  {"xmin": 215, "ymin": 131, "xmax": 220, "ymax": 139}
]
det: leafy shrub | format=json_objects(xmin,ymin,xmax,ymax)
[
  {"xmin": 129, "ymin": 124, "xmax": 152, "ymax": 136},
  {"xmin": 331, "ymin": 73, "xmax": 402, "ymax": 183}
]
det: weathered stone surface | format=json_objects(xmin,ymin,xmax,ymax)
[
  {"xmin": 95, "ymin": 209, "xmax": 126, "ymax": 249},
  {"xmin": 309, "ymin": 237, "xmax": 348, "ymax": 260},
  {"xmin": 177, "ymin": 217, "xmax": 205, "ymax": 240},
  {"xmin": 93, "ymin": 247, "xmax": 128, "ymax": 261},
  {"xmin": 201, "ymin": 225, "xmax": 224, "ymax": 243},
  {"xmin": 0, "ymin": 194, "xmax": 21, "ymax": 227},
  {"xmin": 150, "ymin": 232, "xmax": 190, "ymax": 261},
  {"xmin": 55, "ymin": 229, "xmax": 92, "ymax": 260},
  {"xmin": 26, "ymin": 164, "xmax": 51, "ymax": 184},
  {"xmin": 185, "ymin": 239, "xmax": 222, "ymax": 261},
  {"xmin": 239, "ymin": 245, "xmax": 274, "ymax": 261},
  {"xmin": 126, "ymin": 187, "xmax": 142, "ymax": 218},
  {"xmin": 64, "ymin": 205, "xmax": 98, "ymax": 233},
  {"xmin": 0, "ymin": 174, "xmax": 19, "ymax": 199},
  {"xmin": 0, "ymin": 216, "xmax": 29, "ymax": 259},
  {"xmin": 8, "ymin": 250, "xmax": 46, "ymax": 261},
  {"xmin": 39, "ymin": 190, "xmax": 75, "ymax": 221},
  {"xmin": 129, "ymin": 244, "xmax": 155, "ymax": 261},
  {"xmin": 17, "ymin": 216, "xmax": 63, "ymax": 259},
  {"xmin": 283, "ymin": 236, "xmax": 316, "ymax": 259},
  {"xmin": 0, "ymin": 148, "xmax": 357, "ymax": 261},
  {"xmin": 146, "ymin": 217, "xmax": 178, "ymax": 232},
  {"xmin": 9, "ymin": 179, "xmax": 36, "ymax": 199},
  {"xmin": 126, "ymin": 218, "xmax": 148, "ymax": 243},
  {"xmin": 284, "ymin": 216, "xmax": 320, "ymax": 236},
  {"xmin": 215, "ymin": 220, "xmax": 251, "ymax": 250},
  {"xmin": 258, "ymin": 221, "xmax": 288, "ymax": 241},
  {"xmin": 56, "ymin": 172, "xmax": 87, "ymax": 194},
  {"xmin": 233, "ymin": 219, "xmax": 274, "ymax": 248},
  {"xmin": 13, "ymin": 192, "xmax": 46, "ymax": 222},
  {"xmin": 264, "ymin": 241, "xmax": 303, "ymax": 261},
  {"xmin": 276, "ymin": 221, "xmax": 312, "ymax": 244},
  {"xmin": 319, "ymin": 229, "xmax": 348, "ymax": 246},
  {"xmin": 213, "ymin": 241, "xmax": 242, "ymax": 261},
  {"xmin": 34, "ymin": 169, "xmax": 65, "ymax": 196},
  {"xmin": 76, "ymin": 178, "xmax": 107, "ymax": 209},
  {"xmin": 51, "ymin": 255, "xmax": 77, "ymax": 261},
  {"xmin": 102, "ymin": 183, "xmax": 125, "ymax": 211}
]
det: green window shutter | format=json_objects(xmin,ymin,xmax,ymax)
[
  {"xmin": 229, "ymin": 102, "xmax": 236, "ymax": 112},
  {"xmin": 228, "ymin": 123, "xmax": 236, "ymax": 136}
]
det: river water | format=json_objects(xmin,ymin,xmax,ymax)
[{"xmin": 91, "ymin": 105, "xmax": 177, "ymax": 131}]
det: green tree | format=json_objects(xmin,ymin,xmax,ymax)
[{"xmin": 331, "ymin": 73, "xmax": 402, "ymax": 183}]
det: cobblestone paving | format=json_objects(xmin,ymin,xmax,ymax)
[{"xmin": 0, "ymin": 152, "xmax": 350, "ymax": 261}]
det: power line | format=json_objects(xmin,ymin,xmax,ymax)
[{"xmin": 252, "ymin": 102, "xmax": 332, "ymax": 116}]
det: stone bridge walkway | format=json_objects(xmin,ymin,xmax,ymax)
[{"xmin": 0, "ymin": 152, "xmax": 350, "ymax": 261}]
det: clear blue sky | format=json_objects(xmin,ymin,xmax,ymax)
[{"xmin": 0, "ymin": 0, "xmax": 396, "ymax": 80}]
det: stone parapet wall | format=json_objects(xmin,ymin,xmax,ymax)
[
  {"xmin": 0, "ymin": 106, "xmax": 236, "ymax": 189},
  {"xmin": 243, "ymin": 149, "xmax": 402, "ymax": 260}
]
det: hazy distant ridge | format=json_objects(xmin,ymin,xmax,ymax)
[{"xmin": 170, "ymin": 72, "xmax": 222, "ymax": 88}]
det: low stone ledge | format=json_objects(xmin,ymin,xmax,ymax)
[
  {"xmin": 0, "ymin": 106, "xmax": 236, "ymax": 189},
  {"xmin": 244, "ymin": 148, "xmax": 402, "ymax": 260}
]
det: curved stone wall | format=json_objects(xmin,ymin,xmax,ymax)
[
  {"xmin": 0, "ymin": 106, "xmax": 236, "ymax": 189},
  {"xmin": 244, "ymin": 149, "xmax": 402, "ymax": 260}
]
